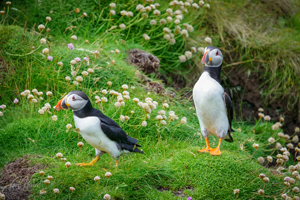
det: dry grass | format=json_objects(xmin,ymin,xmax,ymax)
[{"xmin": 184, "ymin": 0, "xmax": 300, "ymax": 111}]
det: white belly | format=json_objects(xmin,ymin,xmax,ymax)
[
  {"xmin": 193, "ymin": 72, "xmax": 229, "ymax": 138},
  {"xmin": 73, "ymin": 115, "xmax": 121, "ymax": 158}
]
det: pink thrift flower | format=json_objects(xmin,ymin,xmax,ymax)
[
  {"xmin": 74, "ymin": 57, "xmax": 81, "ymax": 62},
  {"xmin": 68, "ymin": 43, "xmax": 74, "ymax": 50},
  {"xmin": 14, "ymin": 98, "xmax": 19, "ymax": 104},
  {"xmin": 83, "ymin": 57, "xmax": 89, "ymax": 61},
  {"xmin": 0, "ymin": 104, "xmax": 6, "ymax": 109},
  {"xmin": 187, "ymin": 197, "xmax": 192, "ymax": 200},
  {"xmin": 71, "ymin": 71, "xmax": 76, "ymax": 76},
  {"xmin": 47, "ymin": 56, "xmax": 53, "ymax": 61}
]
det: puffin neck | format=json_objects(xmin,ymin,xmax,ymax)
[
  {"xmin": 202, "ymin": 65, "xmax": 222, "ymax": 83},
  {"xmin": 73, "ymin": 100, "xmax": 93, "ymax": 118}
]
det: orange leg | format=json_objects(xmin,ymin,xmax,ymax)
[
  {"xmin": 198, "ymin": 137, "xmax": 213, "ymax": 153},
  {"xmin": 209, "ymin": 139, "xmax": 222, "ymax": 156},
  {"xmin": 76, "ymin": 156, "xmax": 100, "ymax": 167}
]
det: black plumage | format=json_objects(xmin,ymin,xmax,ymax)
[{"xmin": 223, "ymin": 91, "xmax": 234, "ymax": 142}]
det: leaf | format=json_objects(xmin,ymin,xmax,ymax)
[{"xmin": 116, "ymin": 183, "xmax": 128, "ymax": 190}]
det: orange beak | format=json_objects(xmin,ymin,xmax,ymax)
[
  {"xmin": 55, "ymin": 97, "xmax": 64, "ymax": 111},
  {"xmin": 201, "ymin": 51, "xmax": 208, "ymax": 64}
]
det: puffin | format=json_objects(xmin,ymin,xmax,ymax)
[
  {"xmin": 193, "ymin": 46, "xmax": 234, "ymax": 156},
  {"xmin": 55, "ymin": 90, "xmax": 143, "ymax": 167}
]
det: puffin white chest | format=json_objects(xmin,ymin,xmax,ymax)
[
  {"xmin": 193, "ymin": 72, "xmax": 229, "ymax": 136},
  {"xmin": 73, "ymin": 115, "xmax": 118, "ymax": 154}
]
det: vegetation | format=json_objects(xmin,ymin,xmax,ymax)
[{"xmin": 0, "ymin": 0, "xmax": 300, "ymax": 199}]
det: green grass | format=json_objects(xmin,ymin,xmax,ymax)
[
  {"xmin": 0, "ymin": 1, "xmax": 300, "ymax": 199},
  {"xmin": 0, "ymin": 116, "xmax": 283, "ymax": 199}
]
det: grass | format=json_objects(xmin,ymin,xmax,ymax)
[
  {"xmin": 0, "ymin": 1, "xmax": 300, "ymax": 199},
  {"xmin": 0, "ymin": 113, "xmax": 284, "ymax": 199}
]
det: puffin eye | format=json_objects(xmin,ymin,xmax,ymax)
[
  {"xmin": 72, "ymin": 96, "xmax": 76, "ymax": 101},
  {"xmin": 216, "ymin": 51, "xmax": 219, "ymax": 56}
]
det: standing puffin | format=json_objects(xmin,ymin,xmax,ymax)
[
  {"xmin": 55, "ymin": 91, "xmax": 143, "ymax": 167},
  {"xmin": 193, "ymin": 46, "xmax": 234, "ymax": 156}
]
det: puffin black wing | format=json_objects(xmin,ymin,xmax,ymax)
[
  {"xmin": 100, "ymin": 121, "xmax": 128, "ymax": 143},
  {"xmin": 223, "ymin": 91, "xmax": 234, "ymax": 142},
  {"xmin": 90, "ymin": 108, "xmax": 143, "ymax": 153}
]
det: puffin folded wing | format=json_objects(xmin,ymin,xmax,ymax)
[
  {"xmin": 100, "ymin": 121, "xmax": 128, "ymax": 143},
  {"xmin": 223, "ymin": 91, "xmax": 234, "ymax": 143},
  {"xmin": 100, "ymin": 121, "xmax": 143, "ymax": 153}
]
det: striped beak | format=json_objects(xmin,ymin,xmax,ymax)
[
  {"xmin": 201, "ymin": 50, "xmax": 210, "ymax": 64},
  {"xmin": 55, "ymin": 95, "xmax": 69, "ymax": 111}
]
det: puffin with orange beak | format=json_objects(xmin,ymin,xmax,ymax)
[
  {"xmin": 193, "ymin": 46, "xmax": 234, "ymax": 156},
  {"xmin": 55, "ymin": 90, "xmax": 143, "ymax": 167}
]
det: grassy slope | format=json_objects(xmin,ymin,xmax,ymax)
[
  {"xmin": 2, "ymin": 0, "xmax": 299, "ymax": 106},
  {"xmin": 2, "ymin": 117, "xmax": 276, "ymax": 199},
  {"xmin": 0, "ymin": 24, "xmax": 285, "ymax": 199}
]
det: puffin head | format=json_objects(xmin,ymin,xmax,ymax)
[
  {"xmin": 55, "ymin": 90, "xmax": 90, "ymax": 111},
  {"xmin": 201, "ymin": 46, "xmax": 223, "ymax": 67}
]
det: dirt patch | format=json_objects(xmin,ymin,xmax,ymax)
[
  {"xmin": 0, "ymin": 155, "xmax": 45, "ymax": 200},
  {"xmin": 127, "ymin": 49, "xmax": 176, "ymax": 97},
  {"xmin": 157, "ymin": 186, "xmax": 193, "ymax": 197},
  {"xmin": 127, "ymin": 49, "xmax": 160, "ymax": 75},
  {"xmin": 226, "ymin": 67, "xmax": 299, "ymax": 135}
]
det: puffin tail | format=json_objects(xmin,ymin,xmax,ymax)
[
  {"xmin": 119, "ymin": 143, "xmax": 144, "ymax": 154},
  {"xmin": 120, "ymin": 136, "xmax": 143, "ymax": 153},
  {"xmin": 126, "ymin": 135, "xmax": 141, "ymax": 147}
]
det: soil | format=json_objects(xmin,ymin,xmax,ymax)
[
  {"xmin": 225, "ymin": 67, "xmax": 299, "ymax": 135},
  {"xmin": 127, "ymin": 49, "xmax": 176, "ymax": 97},
  {"xmin": 157, "ymin": 186, "xmax": 193, "ymax": 197},
  {"xmin": 0, "ymin": 155, "xmax": 45, "ymax": 200},
  {"xmin": 126, "ymin": 49, "xmax": 160, "ymax": 75}
]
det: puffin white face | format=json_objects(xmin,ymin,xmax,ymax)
[
  {"xmin": 201, "ymin": 47, "xmax": 223, "ymax": 67},
  {"xmin": 65, "ymin": 94, "xmax": 88, "ymax": 111}
]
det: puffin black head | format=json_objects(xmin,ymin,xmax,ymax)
[
  {"xmin": 55, "ymin": 90, "xmax": 91, "ymax": 111},
  {"xmin": 201, "ymin": 46, "xmax": 223, "ymax": 67}
]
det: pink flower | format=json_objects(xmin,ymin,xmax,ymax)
[
  {"xmin": 47, "ymin": 56, "xmax": 53, "ymax": 61},
  {"xmin": 0, "ymin": 105, "xmax": 6, "ymax": 109},
  {"xmin": 14, "ymin": 98, "xmax": 19, "ymax": 104},
  {"xmin": 187, "ymin": 197, "xmax": 192, "ymax": 200},
  {"xmin": 74, "ymin": 57, "xmax": 81, "ymax": 62},
  {"xmin": 68, "ymin": 43, "xmax": 74, "ymax": 50},
  {"xmin": 71, "ymin": 71, "xmax": 76, "ymax": 76},
  {"xmin": 83, "ymin": 57, "xmax": 89, "ymax": 61}
]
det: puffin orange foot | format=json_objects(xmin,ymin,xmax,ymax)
[
  {"xmin": 198, "ymin": 147, "xmax": 213, "ymax": 153},
  {"xmin": 209, "ymin": 149, "xmax": 221, "ymax": 156},
  {"xmin": 76, "ymin": 156, "xmax": 99, "ymax": 167},
  {"xmin": 115, "ymin": 160, "xmax": 119, "ymax": 168},
  {"xmin": 76, "ymin": 163, "xmax": 94, "ymax": 167}
]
